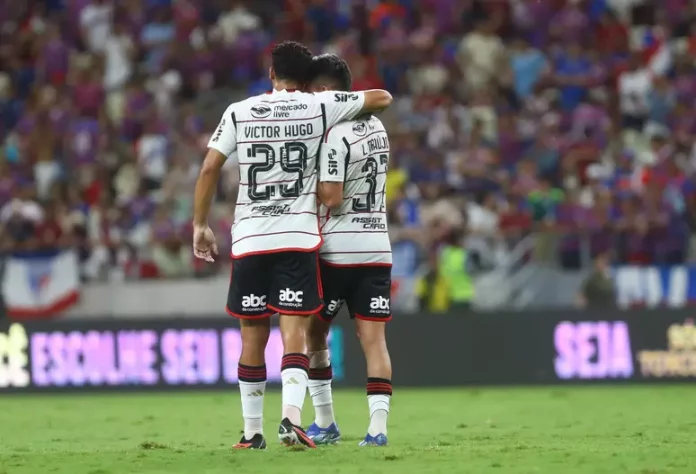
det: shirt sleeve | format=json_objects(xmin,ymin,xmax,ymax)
[
  {"xmin": 207, "ymin": 105, "xmax": 237, "ymax": 157},
  {"xmin": 319, "ymin": 128, "xmax": 349, "ymax": 183},
  {"xmin": 316, "ymin": 90, "xmax": 366, "ymax": 128}
]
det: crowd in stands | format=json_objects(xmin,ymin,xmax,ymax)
[{"xmin": 1, "ymin": 0, "xmax": 695, "ymax": 283}]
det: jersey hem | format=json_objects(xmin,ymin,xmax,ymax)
[
  {"xmin": 319, "ymin": 260, "xmax": 393, "ymax": 268},
  {"xmin": 231, "ymin": 241, "xmax": 323, "ymax": 259}
]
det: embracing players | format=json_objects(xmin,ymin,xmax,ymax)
[
  {"xmin": 192, "ymin": 42, "xmax": 393, "ymax": 449},
  {"xmin": 304, "ymin": 54, "xmax": 394, "ymax": 446}
]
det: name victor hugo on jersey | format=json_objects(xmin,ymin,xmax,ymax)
[{"xmin": 244, "ymin": 123, "xmax": 314, "ymax": 139}]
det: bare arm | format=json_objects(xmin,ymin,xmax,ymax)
[
  {"xmin": 360, "ymin": 90, "xmax": 394, "ymax": 114},
  {"xmin": 318, "ymin": 181, "xmax": 343, "ymax": 209},
  {"xmin": 193, "ymin": 149, "xmax": 226, "ymax": 227}
]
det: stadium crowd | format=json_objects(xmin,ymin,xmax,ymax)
[{"xmin": 0, "ymin": 0, "xmax": 695, "ymax": 283}]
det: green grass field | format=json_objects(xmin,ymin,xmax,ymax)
[{"xmin": 1, "ymin": 386, "xmax": 695, "ymax": 474}]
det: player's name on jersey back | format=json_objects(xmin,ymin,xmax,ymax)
[{"xmin": 243, "ymin": 123, "xmax": 316, "ymax": 140}]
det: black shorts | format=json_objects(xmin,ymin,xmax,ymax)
[
  {"xmin": 227, "ymin": 251, "xmax": 323, "ymax": 319},
  {"xmin": 319, "ymin": 262, "xmax": 392, "ymax": 322}
]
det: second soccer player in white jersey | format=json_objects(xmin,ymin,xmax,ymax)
[
  {"xmin": 303, "ymin": 54, "xmax": 394, "ymax": 447},
  {"xmin": 191, "ymin": 42, "xmax": 393, "ymax": 450}
]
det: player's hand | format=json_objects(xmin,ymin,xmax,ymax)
[{"xmin": 192, "ymin": 225, "xmax": 218, "ymax": 262}]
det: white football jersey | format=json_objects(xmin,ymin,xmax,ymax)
[
  {"xmin": 208, "ymin": 89, "xmax": 367, "ymax": 257},
  {"xmin": 318, "ymin": 115, "xmax": 392, "ymax": 265}
]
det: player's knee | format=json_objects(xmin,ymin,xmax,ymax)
[
  {"xmin": 279, "ymin": 314, "xmax": 311, "ymax": 346},
  {"xmin": 239, "ymin": 321, "xmax": 270, "ymax": 364},
  {"xmin": 355, "ymin": 320, "xmax": 386, "ymax": 348},
  {"xmin": 240, "ymin": 319, "xmax": 271, "ymax": 345}
]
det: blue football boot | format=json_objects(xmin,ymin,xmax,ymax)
[
  {"xmin": 359, "ymin": 433, "xmax": 388, "ymax": 446},
  {"xmin": 306, "ymin": 422, "xmax": 341, "ymax": 445}
]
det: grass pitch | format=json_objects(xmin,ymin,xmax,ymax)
[{"xmin": 1, "ymin": 386, "xmax": 695, "ymax": 474}]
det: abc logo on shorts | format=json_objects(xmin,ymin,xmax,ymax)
[
  {"xmin": 370, "ymin": 296, "xmax": 390, "ymax": 313},
  {"xmin": 241, "ymin": 294, "xmax": 267, "ymax": 309},
  {"xmin": 326, "ymin": 299, "xmax": 342, "ymax": 314},
  {"xmin": 279, "ymin": 289, "xmax": 303, "ymax": 307}
]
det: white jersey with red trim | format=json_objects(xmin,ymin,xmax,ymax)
[
  {"xmin": 318, "ymin": 115, "xmax": 392, "ymax": 266},
  {"xmin": 207, "ymin": 89, "xmax": 367, "ymax": 257}
]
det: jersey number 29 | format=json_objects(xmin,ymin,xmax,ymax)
[{"xmin": 247, "ymin": 142, "xmax": 309, "ymax": 201}]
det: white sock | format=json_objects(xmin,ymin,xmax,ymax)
[
  {"xmin": 239, "ymin": 380, "xmax": 265, "ymax": 439},
  {"xmin": 367, "ymin": 395, "xmax": 390, "ymax": 436},
  {"xmin": 281, "ymin": 367, "xmax": 308, "ymax": 426},
  {"xmin": 308, "ymin": 350, "xmax": 335, "ymax": 428},
  {"xmin": 366, "ymin": 378, "xmax": 391, "ymax": 436}
]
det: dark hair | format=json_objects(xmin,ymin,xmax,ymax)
[
  {"xmin": 309, "ymin": 54, "xmax": 352, "ymax": 92},
  {"xmin": 271, "ymin": 41, "xmax": 313, "ymax": 84}
]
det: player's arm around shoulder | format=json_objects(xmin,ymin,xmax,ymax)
[
  {"xmin": 361, "ymin": 89, "xmax": 393, "ymax": 114},
  {"xmin": 317, "ymin": 124, "xmax": 349, "ymax": 209},
  {"xmin": 316, "ymin": 89, "xmax": 393, "ymax": 125}
]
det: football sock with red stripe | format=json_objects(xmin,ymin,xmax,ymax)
[
  {"xmin": 366, "ymin": 377, "xmax": 392, "ymax": 436},
  {"xmin": 238, "ymin": 364, "xmax": 266, "ymax": 439},
  {"xmin": 281, "ymin": 353, "xmax": 310, "ymax": 426},
  {"xmin": 308, "ymin": 350, "xmax": 335, "ymax": 428}
]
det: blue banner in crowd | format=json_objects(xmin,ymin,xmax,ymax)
[{"xmin": 614, "ymin": 266, "xmax": 696, "ymax": 308}]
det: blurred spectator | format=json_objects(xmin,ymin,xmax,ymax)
[
  {"xmin": 618, "ymin": 52, "xmax": 652, "ymax": 132},
  {"xmin": 466, "ymin": 192, "xmax": 501, "ymax": 272},
  {"xmin": 216, "ymin": 1, "xmax": 261, "ymax": 45},
  {"xmin": 80, "ymin": 0, "xmax": 113, "ymax": 53},
  {"xmin": 510, "ymin": 36, "xmax": 549, "ymax": 101},
  {"xmin": 576, "ymin": 251, "xmax": 617, "ymax": 308},
  {"xmin": 150, "ymin": 205, "xmax": 192, "ymax": 278},
  {"xmin": 458, "ymin": 18, "xmax": 506, "ymax": 92}
]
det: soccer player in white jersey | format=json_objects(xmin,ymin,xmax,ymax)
[
  {"xmin": 191, "ymin": 42, "xmax": 393, "ymax": 450},
  {"xmin": 303, "ymin": 55, "xmax": 393, "ymax": 447}
]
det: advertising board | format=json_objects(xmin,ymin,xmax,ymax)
[{"xmin": 2, "ymin": 309, "xmax": 695, "ymax": 392}]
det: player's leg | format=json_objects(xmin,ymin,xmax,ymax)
[
  {"xmin": 237, "ymin": 318, "xmax": 271, "ymax": 448},
  {"xmin": 267, "ymin": 251, "xmax": 324, "ymax": 448},
  {"xmin": 306, "ymin": 269, "xmax": 343, "ymax": 443},
  {"xmin": 356, "ymin": 318, "xmax": 392, "ymax": 446},
  {"xmin": 226, "ymin": 255, "xmax": 274, "ymax": 450},
  {"xmin": 352, "ymin": 266, "xmax": 393, "ymax": 446}
]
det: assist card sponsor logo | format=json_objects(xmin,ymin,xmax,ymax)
[
  {"xmin": 351, "ymin": 216, "xmax": 386, "ymax": 230},
  {"xmin": 250, "ymin": 204, "xmax": 291, "ymax": 217}
]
